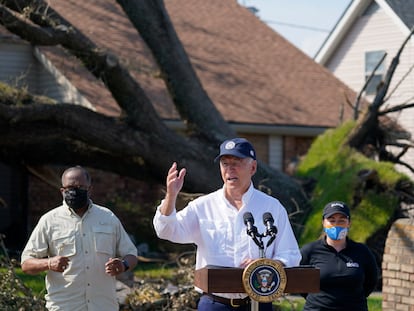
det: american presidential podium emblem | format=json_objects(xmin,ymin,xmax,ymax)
[{"xmin": 242, "ymin": 258, "xmax": 287, "ymax": 302}]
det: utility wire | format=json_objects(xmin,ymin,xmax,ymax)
[
  {"xmin": 238, "ymin": 1, "xmax": 331, "ymax": 33},
  {"xmin": 264, "ymin": 19, "xmax": 330, "ymax": 33}
]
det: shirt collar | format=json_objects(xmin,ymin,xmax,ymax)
[
  {"xmin": 221, "ymin": 182, "xmax": 254, "ymax": 209},
  {"xmin": 61, "ymin": 199, "xmax": 93, "ymax": 217}
]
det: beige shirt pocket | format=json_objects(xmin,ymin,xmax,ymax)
[
  {"xmin": 92, "ymin": 225, "xmax": 115, "ymax": 256},
  {"xmin": 51, "ymin": 231, "xmax": 77, "ymax": 257}
]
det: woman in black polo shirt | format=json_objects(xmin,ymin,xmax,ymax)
[{"xmin": 300, "ymin": 201, "xmax": 378, "ymax": 311}]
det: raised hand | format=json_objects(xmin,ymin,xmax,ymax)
[
  {"xmin": 160, "ymin": 162, "xmax": 186, "ymax": 216},
  {"xmin": 166, "ymin": 162, "xmax": 186, "ymax": 197}
]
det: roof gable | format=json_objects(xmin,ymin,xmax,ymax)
[{"xmin": 315, "ymin": 0, "xmax": 413, "ymax": 64}]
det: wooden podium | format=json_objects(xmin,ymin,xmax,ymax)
[{"xmin": 194, "ymin": 265, "xmax": 319, "ymax": 294}]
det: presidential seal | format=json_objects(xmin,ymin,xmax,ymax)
[{"xmin": 242, "ymin": 258, "xmax": 287, "ymax": 303}]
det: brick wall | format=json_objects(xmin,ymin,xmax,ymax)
[
  {"xmin": 27, "ymin": 166, "xmax": 162, "ymax": 249},
  {"xmin": 283, "ymin": 136, "xmax": 314, "ymax": 173},
  {"xmin": 240, "ymin": 133, "xmax": 269, "ymax": 163},
  {"xmin": 240, "ymin": 133, "xmax": 314, "ymax": 174},
  {"xmin": 382, "ymin": 218, "xmax": 414, "ymax": 311}
]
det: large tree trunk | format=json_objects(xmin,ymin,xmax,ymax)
[{"xmin": 0, "ymin": 0, "xmax": 311, "ymax": 231}]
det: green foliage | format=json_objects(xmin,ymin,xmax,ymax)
[
  {"xmin": 0, "ymin": 265, "xmax": 46, "ymax": 310},
  {"xmin": 273, "ymin": 295, "xmax": 305, "ymax": 310},
  {"xmin": 297, "ymin": 121, "xmax": 407, "ymax": 245},
  {"xmin": 368, "ymin": 295, "xmax": 382, "ymax": 310},
  {"xmin": 0, "ymin": 234, "xmax": 46, "ymax": 310},
  {"xmin": 0, "ymin": 81, "xmax": 56, "ymax": 106}
]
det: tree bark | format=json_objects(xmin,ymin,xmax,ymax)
[{"xmin": 0, "ymin": 0, "xmax": 311, "ymax": 231}]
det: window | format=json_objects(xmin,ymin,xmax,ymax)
[{"xmin": 365, "ymin": 50, "xmax": 386, "ymax": 95}]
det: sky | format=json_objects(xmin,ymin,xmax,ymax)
[{"xmin": 238, "ymin": 0, "xmax": 352, "ymax": 57}]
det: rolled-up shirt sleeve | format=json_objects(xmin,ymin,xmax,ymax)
[
  {"xmin": 21, "ymin": 216, "xmax": 50, "ymax": 263},
  {"xmin": 153, "ymin": 202, "xmax": 198, "ymax": 244}
]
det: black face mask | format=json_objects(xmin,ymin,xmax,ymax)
[{"xmin": 63, "ymin": 188, "xmax": 89, "ymax": 210}]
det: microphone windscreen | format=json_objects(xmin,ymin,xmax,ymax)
[
  {"xmin": 263, "ymin": 212, "xmax": 274, "ymax": 224},
  {"xmin": 243, "ymin": 212, "xmax": 254, "ymax": 225}
]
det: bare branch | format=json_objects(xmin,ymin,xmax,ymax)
[
  {"xmin": 346, "ymin": 27, "xmax": 414, "ymax": 150},
  {"xmin": 372, "ymin": 27, "xmax": 414, "ymax": 111},
  {"xmin": 0, "ymin": 1, "xmax": 168, "ymax": 132},
  {"xmin": 353, "ymin": 52, "xmax": 387, "ymax": 119},
  {"xmin": 384, "ymin": 62, "xmax": 414, "ymax": 103},
  {"xmin": 380, "ymin": 102, "xmax": 414, "ymax": 115}
]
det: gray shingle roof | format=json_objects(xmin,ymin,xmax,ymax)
[{"xmin": 385, "ymin": 0, "xmax": 414, "ymax": 28}]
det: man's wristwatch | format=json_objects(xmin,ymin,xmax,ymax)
[{"xmin": 122, "ymin": 259, "xmax": 129, "ymax": 272}]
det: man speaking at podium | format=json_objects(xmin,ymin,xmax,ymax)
[{"xmin": 153, "ymin": 138, "xmax": 301, "ymax": 310}]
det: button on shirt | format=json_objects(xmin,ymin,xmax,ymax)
[
  {"xmin": 153, "ymin": 183, "xmax": 301, "ymax": 269},
  {"xmin": 21, "ymin": 201, "xmax": 137, "ymax": 311}
]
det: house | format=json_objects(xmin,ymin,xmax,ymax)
[
  {"xmin": 315, "ymin": 0, "xmax": 414, "ymax": 178},
  {"xmin": 0, "ymin": 0, "xmax": 356, "ymax": 250}
]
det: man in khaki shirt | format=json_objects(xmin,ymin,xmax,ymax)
[{"xmin": 21, "ymin": 166, "xmax": 138, "ymax": 311}]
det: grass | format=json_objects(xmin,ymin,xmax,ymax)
[
  {"xmin": 273, "ymin": 294, "xmax": 382, "ymax": 311},
  {"xmin": 134, "ymin": 263, "xmax": 175, "ymax": 279},
  {"xmin": 368, "ymin": 295, "xmax": 382, "ymax": 310},
  {"xmin": 273, "ymin": 296, "xmax": 305, "ymax": 310},
  {"xmin": 9, "ymin": 263, "xmax": 176, "ymax": 296}
]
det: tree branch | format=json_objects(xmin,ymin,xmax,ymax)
[
  {"xmin": 0, "ymin": 1, "xmax": 167, "ymax": 133},
  {"xmin": 353, "ymin": 52, "xmax": 387, "ymax": 120},
  {"xmin": 380, "ymin": 102, "xmax": 414, "ymax": 115},
  {"xmin": 0, "ymin": 0, "xmax": 312, "ymax": 230},
  {"xmin": 116, "ymin": 0, "xmax": 236, "ymax": 143},
  {"xmin": 0, "ymin": 85, "xmax": 220, "ymax": 192},
  {"xmin": 346, "ymin": 27, "xmax": 414, "ymax": 149}
]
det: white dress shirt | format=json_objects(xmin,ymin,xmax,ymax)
[{"xmin": 153, "ymin": 183, "xmax": 301, "ymax": 270}]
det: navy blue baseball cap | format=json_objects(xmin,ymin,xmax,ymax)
[
  {"xmin": 323, "ymin": 201, "xmax": 350, "ymax": 219},
  {"xmin": 215, "ymin": 138, "xmax": 256, "ymax": 162}
]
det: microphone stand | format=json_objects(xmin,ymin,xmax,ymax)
[
  {"xmin": 249, "ymin": 232, "xmax": 264, "ymax": 311},
  {"xmin": 244, "ymin": 212, "xmax": 277, "ymax": 311}
]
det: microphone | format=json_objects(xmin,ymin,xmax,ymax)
[
  {"xmin": 243, "ymin": 212, "xmax": 258, "ymax": 238},
  {"xmin": 243, "ymin": 212, "xmax": 260, "ymax": 247},
  {"xmin": 263, "ymin": 212, "xmax": 278, "ymax": 247}
]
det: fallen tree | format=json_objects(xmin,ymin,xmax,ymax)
[{"xmin": 0, "ymin": 0, "xmax": 311, "ymax": 230}]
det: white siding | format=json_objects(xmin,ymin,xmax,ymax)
[
  {"xmin": 34, "ymin": 48, "xmax": 95, "ymax": 109},
  {"xmin": 269, "ymin": 135, "xmax": 283, "ymax": 170},
  {"xmin": 0, "ymin": 43, "xmax": 41, "ymax": 92},
  {"xmin": 0, "ymin": 42, "xmax": 93, "ymax": 109},
  {"xmin": 326, "ymin": 7, "xmax": 414, "ymax": 178}
]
